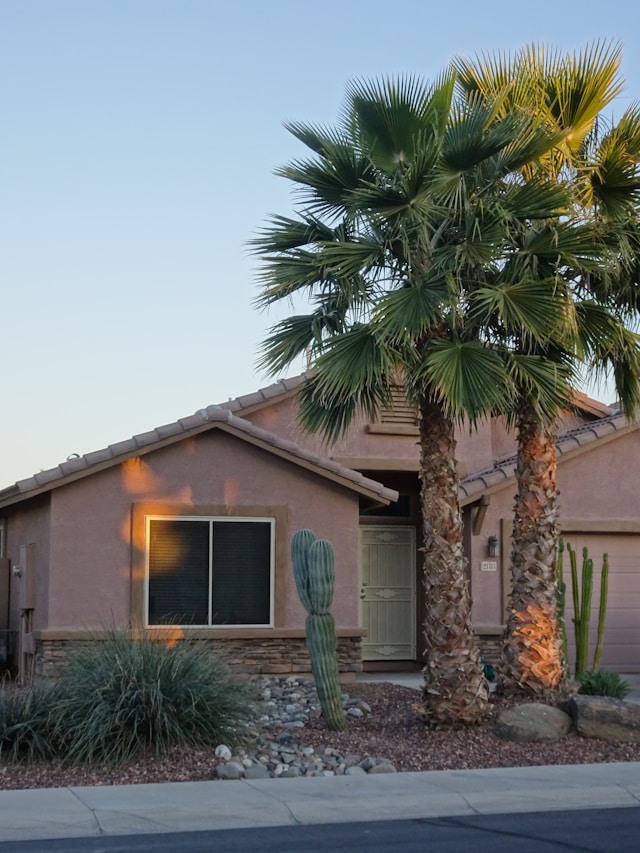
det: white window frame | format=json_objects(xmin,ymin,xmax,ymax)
[{"xmin": 144, "ymin": 514, "xmax": 276, "ymax": 629}]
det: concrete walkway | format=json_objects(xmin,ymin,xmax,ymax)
[
  {"xmin": 1, "ymin": 674, "xmax": 639, "ymax": 843},
  {"xmin": 0, "ymin": 763, "xmax": 639, "ymax": 843},
  {"xmin": 0, "ymin": 763, "xmax": 640, "ymax": 849}
]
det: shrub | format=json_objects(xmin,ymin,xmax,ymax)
[
  {"xmin": 50, "ymin": 629, "xmax": 259, "ymax": 767},
  {"xmin": 577, "ymin": 669, "xmax": 630, "ymax": 700},
  {"xmin": 0, "ymin": 680, "xmax": 56, "ymax": 763}
]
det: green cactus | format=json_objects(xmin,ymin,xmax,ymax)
[
  {"xmin": 291, "ymin": 528, "xmax": 316, "ymax": 612},
  {"xmin": 592, "ymin": 553, "xmax": 609, "ymax": 671},
  {"xmin": 291, "ymin": 530, "xmax": 346, "ymax": 731},
  {"xmin": 559, "ymin": 542, "xmax": 609, "ymax": 678},
  {"xmin": 556, "ymin": 538, "xmax": 568, "ymax": 674},
  {"xmin": 577, "ymin": 550, "xmax": 594, "ymax": 677}
]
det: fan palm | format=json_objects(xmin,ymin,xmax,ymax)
[
  {"xmin": 453, "ymin": 41, "xmax": 640, "ymax": 693},
  {"xmin": 253, "ymin": 74, "xmax": 588, "ymax": 725}
]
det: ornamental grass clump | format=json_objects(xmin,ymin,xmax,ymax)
[
  {"xmin": 50, "ymin": 629, "xmax": 258, "ymax": 768},
  {"xmin": 577, "ymin": 669, "xmax": 630, "ymax": 700},
  {"xmin": 0, "ymin": 680, "xmax": 56, "ymax": 764}
]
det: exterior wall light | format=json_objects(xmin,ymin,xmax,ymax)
[{"xmin": 488, "ymin": 535, "xmax": 500, "ymax": 558}]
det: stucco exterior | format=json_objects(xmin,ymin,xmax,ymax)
[
  {"xmin": 0, "ymin": 376, "xmax": 638, "ymax": 678},
  {"xmin": 44, "ymin": 431, "xmax": 361, "ymax": 631}
]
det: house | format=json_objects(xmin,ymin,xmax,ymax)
[{"xmin": 0, "ymin": 375, "xmax": 638, "ymax": 681}]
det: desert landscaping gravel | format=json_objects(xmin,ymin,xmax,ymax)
[{"xmin": 2, "ymin": 678, "xmax": 640, "ymax": 790}]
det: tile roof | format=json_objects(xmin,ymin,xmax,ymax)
[
  {"xmin": 0, "ymin": 372, "xmax": 628, "ymax": 513},
  {"xmin": 220, "ymin": 375, "xmax": 308, "ymax": 414},
  {"xmin": 459, "ymin": 411, "xmax": 638, "ymax": 504},
  {"xmin": 223, "ymin": 375, "xmax": 616, "ymax": 421},
  {"xmin": 0, "ymin": 404, "xmax": 398, "ymax": 511}
]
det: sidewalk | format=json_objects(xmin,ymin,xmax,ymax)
[
  {"xmin": 1, "ymin": 674, "xmax": 639, "ymax": 843},
  {"xmin": 0, "ymin": 762, "xmax": 639, "ymax": 843}
]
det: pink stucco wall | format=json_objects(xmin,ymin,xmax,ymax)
[
  {"xmin": 5, "ymin": 496, "xmax": 51, "ymax": 632},
  {"xmin": 464, "ymin": 429, "xmax": 640, "ymax": 628},
  {"xmin": 247, "ymin": 396, "xmax": 518, "ymax": 476},
  {"xmin": 45, "ymin": 430, "xmax": 361, "ymax": 630}
]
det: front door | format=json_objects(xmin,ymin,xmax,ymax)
[{"xmin": 360, "ymin": 526, "xmax": 416, "ymax": 660}]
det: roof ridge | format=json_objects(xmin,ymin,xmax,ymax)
[{"xmin": 0, "ymin": 397, "xmax": 396, "ymax": 508}]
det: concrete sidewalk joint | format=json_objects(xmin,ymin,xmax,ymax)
[{"xmin": 0, "ymin": 762, "xmax": 639, "ymax": 843}]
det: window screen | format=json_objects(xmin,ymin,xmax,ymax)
[{"xmin": 147, "ymin": 517, "xmax": 272, "ymax": 626}]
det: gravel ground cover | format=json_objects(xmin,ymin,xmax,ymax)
[{"xmin": 2, "ymin": 680, "xmax": 640, "ymax": 790}]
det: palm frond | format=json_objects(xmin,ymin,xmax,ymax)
[
  {"xmin": 371, "ymin": 279, "xmax": 453, "ymax": 344},
  {"xmin": 504, "ymin": 351, "xmax": 575, "ymax": 424},
  {"xmin": 296, "ymin": 325, "xmax": 400, "ymax": 442},
  {"xmin": 470, "ymin": 279, "xmax": 572, "ymax": 345},
  {"xmin": 416, "ymin": 338, "xmax": 511, "ymax": 424}
]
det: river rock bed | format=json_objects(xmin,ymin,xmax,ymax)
[{"xmin": 212, "ymin": 676, "xmax": 397, "ymax": 780}]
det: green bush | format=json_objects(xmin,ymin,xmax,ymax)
[
  {"xmin": 0, "ymin": 680, "xmax": 56, "ymax": 764},
  {"xmin": 577, "ymin": 669, "xmax": 630, "ymax": 700},
  {"xmin": 50, "ymin": 629, "xmax": 259, "ymax": 767}
]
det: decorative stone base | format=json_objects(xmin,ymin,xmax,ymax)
[
  {"xmin": 33, "ymin": 635, "xmax": 363, "ymax": 680},
  {"xmin": 474, "ymin": 625, "xmax": 505, "ymax": 666}
]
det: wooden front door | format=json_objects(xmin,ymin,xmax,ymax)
[{"xmin": 360, "ymin": 526, "xmax": 416, "ymax": 660}]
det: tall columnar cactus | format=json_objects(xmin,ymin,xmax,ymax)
[
  {"xmin": 557, "ymin": 541, "xmax": 610, "ymax": 678},
  {"xmin": 556, "ymin": 539, "xmax": 569, "ymax": 674},
  {"xmin": 592, "ymin": 553, "xmax": 609, "ymax": 671},
  {"xmin": 291, "ymin": 529, "xmax": 346, "ymax": 731}
]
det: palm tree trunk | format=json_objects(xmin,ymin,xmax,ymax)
[
  {"xmin": 419, "ymin": 397, "xmax": 488, "ymax": 726},
  {"xmin": 502, "ymin": 401, "xmax": 565, "ymax": 693}
]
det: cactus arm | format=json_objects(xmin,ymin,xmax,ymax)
[
  {"xmin": 556, "ymin": 538, "xmax": 568, "ymax": 675},
  {"xmin": 291, "ymin": 529, "xmax": 316, "ymax": 612},
  {"xmin": 577, "ymin": 553, "xmax": 593, "ymax": 678},
  {"xmin": 568, "ymin": 542, "xmax": 580, "ymax": 674},
  {"xmin": 307, "ymin": 540, "xmax": 335, "ymax": 614},
  {"xmin": 592, "ymin": 553, "xmax": 609, "ymax": 671}
]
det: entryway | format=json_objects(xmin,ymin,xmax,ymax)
[{"xmin": 359, "ymin": 526, "xmax": 416, "ymax": 661}]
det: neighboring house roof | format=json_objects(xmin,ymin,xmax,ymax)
[
  {"xmin": 459, "ymin": 412, "xmax": 639, "ymax": 505},
  {"xmin": 0, "ymin": 405, "xmax": 398, "ymax": 512}
]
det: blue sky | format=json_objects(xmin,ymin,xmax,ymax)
[{"xmin": 2, "ymin": 0, "xmax": 639, "ymax": 484}]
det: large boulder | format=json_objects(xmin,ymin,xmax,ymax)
[
  {"xmin": 565, "ymin": 695, "xmax": 640, "ymax": 742},
  {"xmin": 495, "ymin": 703, "xmax": 572, "ymax": 742}
]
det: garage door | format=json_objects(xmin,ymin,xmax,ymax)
[{"xmin": 560, "ymin": 533, "xmax": 640, "ymax": 674}]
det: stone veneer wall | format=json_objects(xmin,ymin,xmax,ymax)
[
  {"xmin": 476, "ymin": 632, "xmax": 502, "ymax": 666},
  {"xmin": 34, "ymin": 636, "xmax": 363, "ymax": 680}
]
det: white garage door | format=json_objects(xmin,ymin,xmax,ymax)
[{"xmin": 560, "ymin": 533, "xmax": 640, "ymax": 674}]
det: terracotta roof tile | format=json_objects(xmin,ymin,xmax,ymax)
[
  {"xmin": 219, "ymin": 375, "xmax": 308, "ymax": 413},
  {"xmin": 155, "ymin": 422, "xmax": 184, "ymax": 440},
  {"xmin": 178, "ymin": 413, "xmax": 208, "ymax": 431},
  {"xmin": 108, "ymin": 439, "xmax": 138, "ymax": 456},
  {"xmin": 82, "ymin": 448, "xmax": 114, "ymax": 466},
  {"xmin": 133, "ymin": 429, "xmax": 161, "ymax": 448},
  {"xmin": 13, "ymin": 476, "xmax": 39, "ymax": 493},
  {"xmin": 59, "ymin": 456, "xmax": 89, "ymax": 475},
  {"xmin": 33, "ymin": 468, "xmax": 64, "ymax": 486}
]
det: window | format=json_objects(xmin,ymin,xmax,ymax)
[{"xmin": 146, "ymin": 516, "xmax": 274, "ymax": 627}]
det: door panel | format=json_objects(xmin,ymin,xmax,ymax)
[{"xmin": 360, "ymin": 526, "xmax": 416, "ymax": 660}]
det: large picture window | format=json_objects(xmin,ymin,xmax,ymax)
[{"xmin": 146, "ymin": 516, "xmax": 274, "ymax": 627}]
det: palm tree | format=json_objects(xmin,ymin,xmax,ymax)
[
  {"xmin": 453, "ymin": 42, "xmax": 640, "ymax": 693},
  {"xmin": 252, "ymin": 74, "xmax": 587, "ymax": 725}
]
